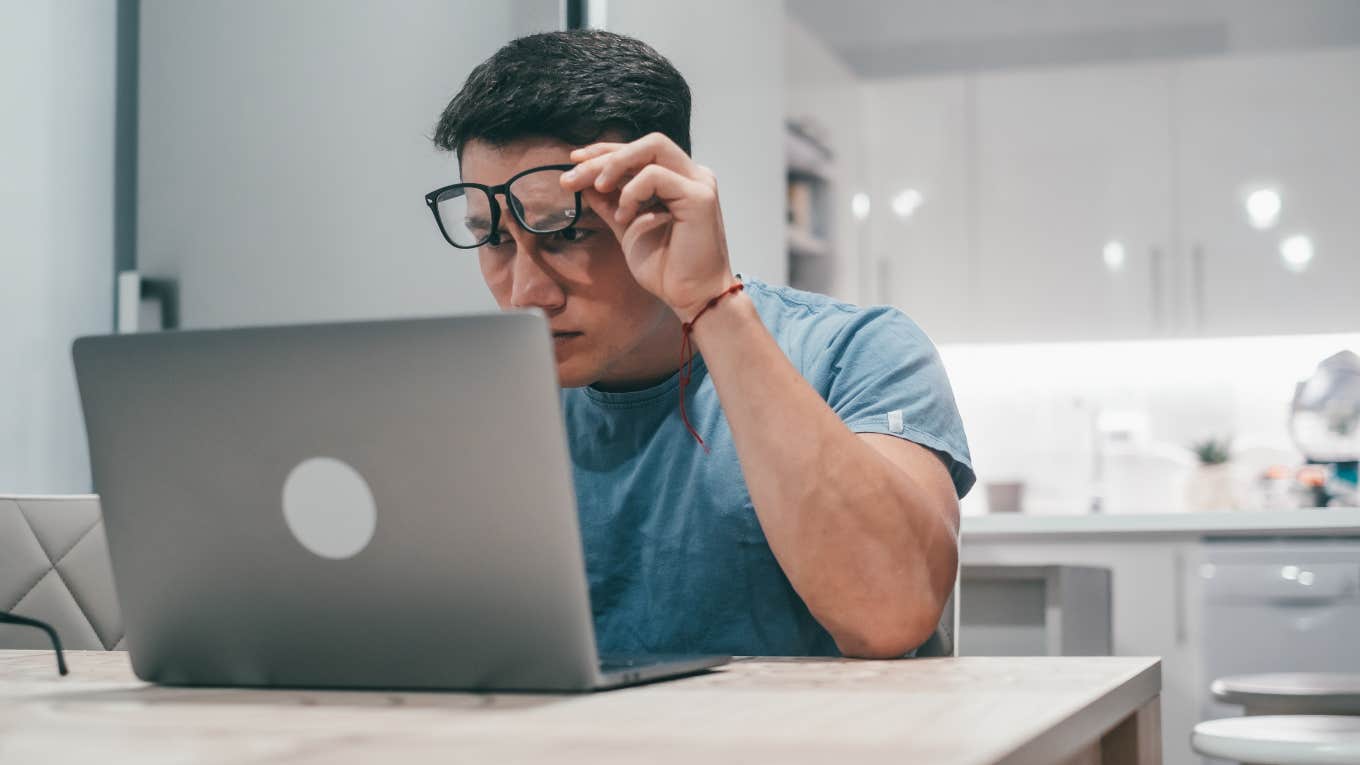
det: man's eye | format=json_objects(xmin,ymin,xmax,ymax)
[{"xmin": 549, "ymin": 228, "xmax": 594, "ymax": 244}]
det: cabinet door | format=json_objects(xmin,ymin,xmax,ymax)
[
  {"xmin": 974, "ymin": 64, "xmax": 1175, "ymax": 341},
  {"xmin": 1176, "ymin": 48, "xmax": 1360, "ymax": 337},
  {"xmin": 862, "ymin": 76, "xmax": 975, "ymax": 342}
]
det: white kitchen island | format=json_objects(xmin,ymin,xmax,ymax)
[{"xmin": 962, "ymin": 508, "xmax": 1360, "ymax": 765}]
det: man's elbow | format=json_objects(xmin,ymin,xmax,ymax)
[{"xmin": 831, "ymin": 605, "xmax": 941, "ymax": 660}]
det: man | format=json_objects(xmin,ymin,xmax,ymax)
[{"xmin": 430, "ymin": 30, "xmax": 974, "ymax": 659}]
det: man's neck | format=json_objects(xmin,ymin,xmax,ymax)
[{"xmin": 589, "ymin": 314, "xmax": 686, "ymax": 393}]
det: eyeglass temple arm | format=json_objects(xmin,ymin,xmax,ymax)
[{"xmin": 0, "ymin": 611, "xmax": 69, "ymax": 675}]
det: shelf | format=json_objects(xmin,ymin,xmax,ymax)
[
  {"xmin": 787, "ymin": 227, "xmax": 832, "ymax": 259},
  {"xmin": 785, "ymin": 125, "xmax": 834, "ymax": 181}
]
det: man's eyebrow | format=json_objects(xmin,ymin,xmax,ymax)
[{"xmin": 463, "ymin": 215, "xmax": 493, "ymax": 229}]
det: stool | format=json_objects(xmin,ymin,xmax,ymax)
[
  {"xmin": 1191, "ymin": 715, "xmax": 1360, "ymax": 764},
  {"xmin": 1213, "ymin": 673, "xmax": 1360, "ymax": 716}
]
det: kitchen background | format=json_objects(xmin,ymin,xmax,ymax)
[
  {"xmin": 781, "ymin": 9, "xmax": 1360, "ymax": 760},
  {"xmin": 5, "ymin": 2, "xmax": 1360, "ymax": 763},
  {"xmin": 9, "ymin": 0, "xmax": 1357, "ymax": 514},
  {"xmin": 783, "ymin": 0, "xmax": 1360, "ymax": 518}
]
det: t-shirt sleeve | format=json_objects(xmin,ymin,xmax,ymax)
[{"xmin": 809, "ymin": 306, "xmax": 976, "ymax": 499}]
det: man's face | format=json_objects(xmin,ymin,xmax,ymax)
[{"xmin": 459, "ymin": 137, "xmax": 675, "ymax": 389}]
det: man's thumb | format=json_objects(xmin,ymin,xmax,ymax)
[{"xmin": 582, "ymin": 188, "xmax": 627, "ymax": 240}]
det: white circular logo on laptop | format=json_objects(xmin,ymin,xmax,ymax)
[{"xmin": 281, "ymin": 457, "xmax": 377, "ymax": 559}]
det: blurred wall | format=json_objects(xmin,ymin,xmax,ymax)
[
  {"xmin": 137, "ymin": 0, "xmax": 535, "ymax": 329},
  {"xmin": 605, "ymin": 0, "xmax": 788, "ymax": 285},
  {"xmin": 0, "ymin": 0, "xmax": 117, "ymax": 493}
]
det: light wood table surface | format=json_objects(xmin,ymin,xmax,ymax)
[{"xmin": 0, "ymin": 650, "xmax": 1160, "ymax": 764}]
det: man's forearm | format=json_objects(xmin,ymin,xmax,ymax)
[{"xmin": 688, "ymin": 290, "xmax": 959, "ymax": 657}]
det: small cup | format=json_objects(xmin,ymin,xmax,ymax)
[{"xmin": 986, "ymin": 481, "xmax": 1025, "ymax": 514}]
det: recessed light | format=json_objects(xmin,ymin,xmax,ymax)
[
  {"xmin": 1280, "ymin": 234, "xmax": 1314, "ymax": 272},
  {"xmin": 851, "ymin": 192, "xmax": 871, "ymax": 222},
  {"xmin": 1245, "ymin": 187, "xmax": 1282, "ymax": 230},
  {"xmin": 1102, "ymin": 241, "xmax": 1126, "ymax": 271},
  {"xmin": 891, "ymin": 189, "xmax": 924, "ymax": 219}
]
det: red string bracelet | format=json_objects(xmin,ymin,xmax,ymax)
[{"xmin": 678, "ymin": 279, "xmax": 744, "ymax": 452}]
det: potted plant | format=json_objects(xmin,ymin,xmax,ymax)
[{"xmin": 1186, "ymin": 436, "xmax": 1241, "ymax": 512}]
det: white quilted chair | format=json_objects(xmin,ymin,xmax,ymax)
[{"xmin": 0, "ymin": 495, "xmax": 124, "ymax": 651}]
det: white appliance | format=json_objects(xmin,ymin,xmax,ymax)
[{"xmin": 1198, "ymin": 538, "xmax": 1360, "ymax": 761}]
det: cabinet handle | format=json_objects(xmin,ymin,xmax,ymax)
[
  {"xmin": 1149, "ymin": 247, "xmax": 1165, "ymax": 334},
  {"xmin": 1190, "ymin": 244, "xmax": 1206, "ymax": 332},
  {"xmin": 1174, "ymin": 548, "xmax": 1187, "ymax": 646}
]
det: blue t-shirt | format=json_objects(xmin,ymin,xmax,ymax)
[{"xmin": 561, "ymin": 278, "xmax": 974, "ymax": 657}]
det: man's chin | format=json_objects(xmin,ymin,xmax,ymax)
[{"xmin": 553, "ymin": 359, "xmax": 599, "ymax": 389}]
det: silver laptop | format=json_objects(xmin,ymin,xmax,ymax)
[{"xmin": 72, "ymin": 311, "xmax": 727, "ymax": 691}]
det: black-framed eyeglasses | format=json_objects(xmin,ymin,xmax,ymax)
[
  {"xmin": 0, "ymin": 610, "xmax": 68, "ymax": 675},
  {"xmin": 425, "ymin": 163, "xmax": 582, "ymax": 249}
]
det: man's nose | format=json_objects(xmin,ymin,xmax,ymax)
[{"xmin": 506, "ymin": 230, "xmax": 566, "ymax": 311}]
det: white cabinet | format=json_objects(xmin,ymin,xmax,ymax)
[
  {"xmin": 973, "ymin": 64, "xmax": 1175, "ymax": 342},
  {"xmin": 862, "ymin": 76, "xmax": 975, "ymax": 341},
  {"xmin": 862, "ymin": 47, "xmax": 1360, "ymax": 343},
  {"xmin": 1175, "ymin": 48, "xmax": 1360, "ymax": 337}
]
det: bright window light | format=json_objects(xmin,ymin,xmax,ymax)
[
  {"xmin": 1102, "ymin": 240, "xmax": 1126, "ymax": 271},
  {"xmin": 1245, "ymin": 188, "xmax": 1282, "ymax": 230},
  {"xmin": 1298, "ymin": 570, "xmax": 1316, "ymax": 586},
  {"xmin": 1281, "ymin": 564, "xmax": 1300, "ymax": 580},
  {"xmin": 891, "ymin": 189, "xmax": 924, "ymax": 219},
  {"xmin": 851, "ymin": 192, "xmax": 871, "ymax": 221},
  {"xmin": 1280, "ymin": 234, "xmax": 1314, "ymax": 272}
]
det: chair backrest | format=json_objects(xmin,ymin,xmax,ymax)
[{"xmin": 0, "ymin": 495, "xmax": 124, "ymax": 650}]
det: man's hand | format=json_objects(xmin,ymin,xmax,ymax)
[{"xmin": 560, "ymin": 133, "xmax": 736, "ymax": 321}]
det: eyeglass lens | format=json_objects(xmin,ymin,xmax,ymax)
[{"xmin": 433, "ymin": 167, "xmax": 577, "ymax": 248}]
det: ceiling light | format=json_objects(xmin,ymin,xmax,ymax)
[
  {"xmin": 1280, "ymin": 234, "xmax": 1314, "ymax": 272},
  {"xmin": 851, "ymin": 192, "xmax": 871, "ymax": 222},
  {"xmin": 1245, "ymin": 188, "xmax": 1282, "ymax": 230},
  {"xmin": 891, "ymin": 189, "xmax": 924, "ymax": 219},
  {"xmin": 1102, "ymin": 241, "xmax": 1126, "ymax": 271}
]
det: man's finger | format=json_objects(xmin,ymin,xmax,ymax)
[
  {"xmin": 615, "ymin": 164, "xmax": 707, "ymax": 227},
  {"xmin": 560, "ymin": 142, "xmax": 627, "ymax": 191},
  {"xmin": 580, "ymin": 187, "xmax": 628, "ymax": 241},
  {"xmin": 618, "ymin": 209, "xmax": 673, "ymax": 257},
  {"xmin": 568, "ymin": 142, "xmax": 626, "ymax": 163},
  {"xmin": 568, "ymin": 133, "xmax": 698, "ymax": 194},
  {"xmin": 561, "ymin": 156, "xmax": 636, "ymax": 193}
]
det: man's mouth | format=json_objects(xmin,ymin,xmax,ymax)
[{"xmin": 552, "ymin": 331, "xmax": 584, "ymax": 343}]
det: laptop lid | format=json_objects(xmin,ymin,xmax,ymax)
[{"xmin": 73, "ymin": 312, "xmax": 603, "ymax": 690}]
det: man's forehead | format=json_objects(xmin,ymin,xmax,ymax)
[{"xmin": 458, "ymin": 137, "xmax": 576, "ymax": 184}]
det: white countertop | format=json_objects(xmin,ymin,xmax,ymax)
[{"xmin": 962, "ymin": 508, "xmax": 1360, "ymax": 539}]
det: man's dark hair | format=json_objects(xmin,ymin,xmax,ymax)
[{"xmin": 433, "ymin": 30, "xmax": 692, "ymax": 159}]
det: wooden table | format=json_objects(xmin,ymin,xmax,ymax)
[{"xmin": 0, "ymin": 651, "xmax": 1160, "ymax": 764}]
